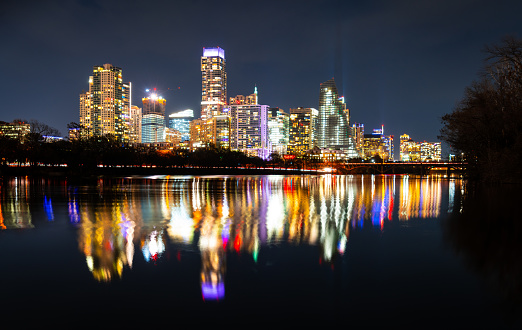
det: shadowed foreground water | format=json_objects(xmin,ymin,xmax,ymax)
[{"xmin": 0, "ymin": 174, "xmax": 520, "ymax": 327}]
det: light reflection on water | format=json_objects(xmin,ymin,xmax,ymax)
[{"xmin": 0, "ymin": 174, "xmax": 463, "ymax": 299}]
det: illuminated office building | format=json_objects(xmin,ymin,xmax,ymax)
[
  {"xmin": 317, "ymin": 78, "xmax": 357, "ymax": 157},
  {"xmin": 288, "ymin": 107, "xmax": 317, "ymax": 155},
  {"xmin": 169, "ymin": 109, "xmax": 194, "ymax": 142},
  {"xmin": 268, "ymin": 107, "xmax": 289, "ymax": 155},
  {"xmin": 363, "ymin": 126, "xmax": 394, "ymax": 161},
  {"xmin": 165, "ymin": 127, "xmax": 182, "ymax": 146},
  {"xmin": 400, "ymin": 134, "xmax": 420, "ymax": 161},
  {"xmin": 79, "ymin": 64, "xmax": 130, "ymax": 141},
  {"xmin": 209, "ymin": 115, "xmax": 231, "ymax": 149},
  {"xmin": 229, "ymin": 104, "xmax": 270, "ymax": 159},
  {"xmin": 121, "ymin": 82, "xmax": 131, "ymax": 142},
  {"xmin": 142, "ymin": 114, "xmax": 165, "ymax": 143},
  {"xmin": 201, "ymin": 47, "xmax": 227, "ymax": 120},
  {"xmin": 400, "ymin": 134, "xmax": 441, "ymax": 161},
  {"xmin": 79, "ymin": 89, "xmax": 92, "ymax": 135},
  {"xmin": 420, "ymin": 141, "xmax": 441, "ymax": 161},
  {"xmin": 189, "ymin": 115, "xmax": 230, "ymax": 150},
  {"xmin": 129, "ymin": 105, "xmax": 142, "ymax": 144},
  {"xmin": 351, "ymin": 123, "xmax": 365, "ymax": 158},
  {"xmin": 0, "ymin": 120, "xmax": 30, "ymax": 140},
  {"xmin": 141, "ymin": 92, "xmax": 166, "ymax": 143},
  {"xmin": 189, "ymin": 118, "xmax": 205, "ymax": 149}
]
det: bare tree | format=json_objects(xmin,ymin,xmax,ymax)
[
  {"xmin": 440, "ymin": 36, "xmax": 522, "ymax": 182},
  {"xmin": 29, "ymin": 119, "xmax": 61, "ymax": 137}
]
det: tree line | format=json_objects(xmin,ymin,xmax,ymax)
[
  {"xmin": 440, "ymin": 36, "xmax": 522, "ymax": 183},
  {"xmin": 0, "ymin": 133, "xmax": 279, "ymax": 170}
]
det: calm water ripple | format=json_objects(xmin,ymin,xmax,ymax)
[{"xmin": 0, "ymin": 174, "xmax": 520, "ymax": 327}]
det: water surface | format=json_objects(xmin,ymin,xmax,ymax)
[{"xmin": 0, "ymin": 174, "xmax": 520, "ymax": 327}]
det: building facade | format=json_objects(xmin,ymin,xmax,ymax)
[
  {"xmin": 230, "ymin": 86, "xmax": 258, "ymax": 105},
  {"xmin": 168, "ymin": 109, "xmax": 194, "ymax": 143},
  {"xmin": 129, "ymin": 105, "xmax": 142, "ymax": 144},
  {"xmin": 267, "ymin": 107, "xmax": 289, "ymax": 155},
  {"xmin": 420, "ymin": 141, "xmax": 442, "ymax": 161},
  {"xmin": 142, "ymin": 114, "xmax": 165, "ymax": 143},
  {"xmin": 316, "ymin": 78, "xmax": 357, "ymax": 157},
  {"xmin": 363, "ymin": 127, "xmax": 394, "ymax": 161},
  {"xmin": 229, "ymin": 104, "xmax": 270, "ymax": 159},
  {"xmin": 400, "ymin": 134, "xmax": 442, "ymax": 161},
  {"xmin": 79, "ymin": 64, "xmax": 130, "ymax": 141},
  {"xmin": 141, "ymin": 93, "xmax": 166, "ymax": 143},
  {"xmin": 189, "ymin": 119, "xmax": 205, "ymax": 149},
  {"xmin": 351, "ymin": 123, "xmax": 365, "ymax": 158},
  {"xmin": 0, "ymin": 120, "xmax": 30, "ymax": 140},
  {"xmin": 201, "ymin": 47, "xmax": 227, "ymax": 120},
  {"xmin": 288, "ymin": 107, "xmax": 317, "ymax": 156}
]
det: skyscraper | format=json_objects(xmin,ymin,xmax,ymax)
[
  {"xmin": 317, "ymin": 78, "xmax": 349, "ymax": 148},
  {"xmin": 201, "ymin": 47, "xmax": 227, "ymax": 120},
  {"xmin": 79, "ymin": 64, "xmax": 130, "ymax": 141},
  {"xmin": 141, "ymin": 92, "xmax": 166, "ymax": 143},
  {"xmin": 316, "ymin": 78, "xmax": 357, "ymax": 157},
  {"xmin": 288, "ymin": 107, "xmax": 317, "ymax": 155}
]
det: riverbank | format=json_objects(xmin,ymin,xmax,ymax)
[{"xmin": 0, "ymin": 165, "xmax": 318, "ymax": 178}]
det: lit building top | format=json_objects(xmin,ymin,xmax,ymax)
[
  {"xmin": 203, "ymin": 47, "xmax": 225, "ymax": 59},
  {"xmin": 201, "ymin": 47, "xmax": 227, "ymax": 120},
  {"xmin": 169, "ymin": 109, "xmax": 194, "ymax": 118}
]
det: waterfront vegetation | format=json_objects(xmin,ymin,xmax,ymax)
[
  {"xmin": 0, "ymin": 134, "xmax": 267, "ymax": 170},
  {"xmin": 0, "ymin": 132, "xmax": 461, "ymax": 177},
  {"xmin": 440, "ymin": 37, "xmax": 522, "ymax": 183}
]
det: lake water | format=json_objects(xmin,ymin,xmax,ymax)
[{"xmin": 0, "ymin": 174, "xmax": 521, "ymax": 327}]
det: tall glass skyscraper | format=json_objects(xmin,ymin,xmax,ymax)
[
  {"xmin": 316, "ymin": 78, "xmax": 357, "ymax": 157},
  {"xmin": 141, "ymin": 92, "xmax": 166, "ymax": 143},
  {"xmin": 201, "ymin": 47, "xmax": 227, "ymax": 120}
]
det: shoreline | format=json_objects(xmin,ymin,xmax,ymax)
[
  {"xmin": 0, "ymin": 164, "xmax": 461, "ymax": 178},
  {"xmin": 0, "ymin": 165, "xmax": 319, "ymax": 178}
]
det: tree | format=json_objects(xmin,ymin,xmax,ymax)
[
  {"xmin": 439, "ymin": 36, "xmax": 522, "ymax": 182},
  {"xmin": 28, "ymin": 119, "xmax": 61, "ymax": 137}
]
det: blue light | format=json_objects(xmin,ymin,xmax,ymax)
[{"xmin": 44, "ymin": 196, "xmax": 54, "ymax": 221}]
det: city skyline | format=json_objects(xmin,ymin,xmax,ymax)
[{"xmin": 2, "ymin": 0, "xmax": 522, "ymax": 155}]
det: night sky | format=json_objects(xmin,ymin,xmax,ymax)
[{"xmin": 2, "ymin": 0, "xmax": 522, "ymax": 157}]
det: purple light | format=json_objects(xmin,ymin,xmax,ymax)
[
  {"xmin": 202, "ymin": 282, "xmax": 225, "ymax": 300},
  {"xmin": 203, "ymin": 47, "xmax": 225, "ymax": 59}
]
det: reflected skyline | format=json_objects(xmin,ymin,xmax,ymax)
[
  {"xmin": 2, "ymin": 174, "xmax": 521, "ymax": 328},
  {"xmin": 0, "ymin": 175, "xmax": 463, "ymax": 293}
]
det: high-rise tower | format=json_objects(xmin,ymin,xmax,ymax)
[
  {"xmin": 79, "ymin": 63, "xmax": 130, "ymax": 141},
  {"xmin": 141, "ymin": 91, "xmax": 166, "ymax": 143},
  {"xmin": 201, "ymin": 47, "xmax": 227, "ymax": 120},
  {"xmin": 316, "ymin": 78, "xmax": 357, "ymax": 157}
]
